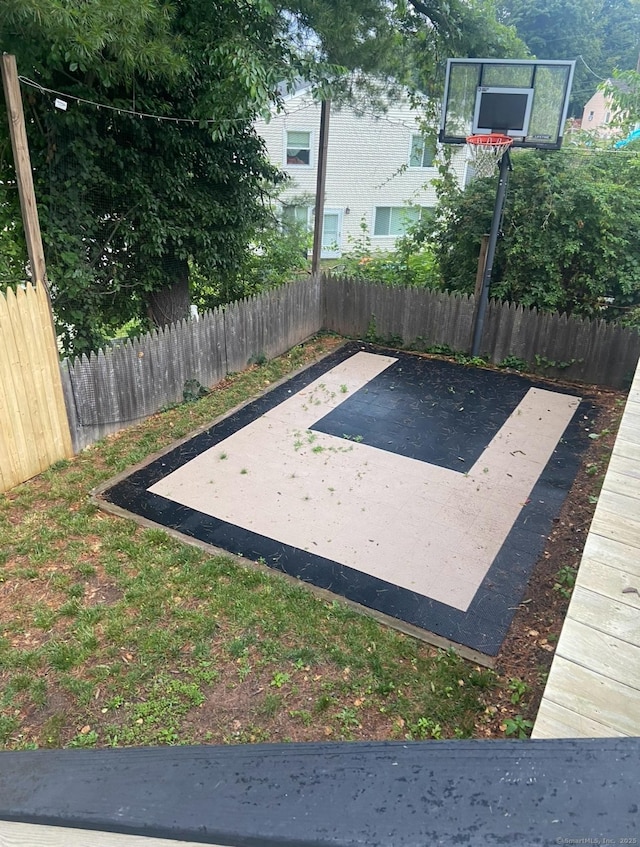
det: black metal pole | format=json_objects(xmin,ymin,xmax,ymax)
[
  {"xmin": 311, "ymin": 99, "xmax": 331, "ymax": 276},
  {"xmin": 470, "ymin": 149, "xmax": 511, "ymax": 357}
]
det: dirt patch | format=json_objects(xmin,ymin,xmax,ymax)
[{"xmin": 182, "ymin": 662, "xmax": 400, "ymax": 745}]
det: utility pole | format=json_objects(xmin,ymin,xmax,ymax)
[
  {"xmin": 1, "ymin": 53, "xmax": 49, "ymax": 292},
  {"xmin": 311, "ymin": 99, "xmax": 331, "ymax": 276}
]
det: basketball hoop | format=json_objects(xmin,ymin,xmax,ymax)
[{"xmin": 466, "ymin": 134, "xmax": 513, "ymax": 178}]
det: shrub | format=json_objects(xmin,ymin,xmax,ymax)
[{"xmin": 434, "ymin": 148, "xmax": 640, "ymax": 322}]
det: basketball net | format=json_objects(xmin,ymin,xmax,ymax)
[{"xmin": 466, "ymin": 133, "xmax": 513, "ymax": 178}]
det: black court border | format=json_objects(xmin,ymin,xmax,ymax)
[{"xmin": 100, "ymin": 342, "xmax": 592, "ymax": 656}]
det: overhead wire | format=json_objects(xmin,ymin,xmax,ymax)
[
  {"xmin": 19, "ymin": 75, "xmax": 256, "ymax": 126},
  {"xmin": 576, "ymin": 55, "xmax": 609, "ymax": 82}
]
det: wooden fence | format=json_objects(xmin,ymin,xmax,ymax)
[
  {"xmin": 323, "ymin": 276, "xmax": 640, "ymax": 389},
  {"xmin": 0, "ymin": 282, "xmax": 73, "ymax": 493},
  {"xmin": 61, "ymin": 278, "xmax": 323, "ymax": 451},
  {"xmin": 323, "ymin": 277, "xmax": 474, "ymax": 354},
  {"xmin": 3, "ymin": 275, "xmax": 639, "ymax": 483}
]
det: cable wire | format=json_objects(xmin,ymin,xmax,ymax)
[{"xmin": 18, "ymin": 75, "xmax": 251, "ymax": 126}]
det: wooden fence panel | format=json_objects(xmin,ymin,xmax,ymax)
[
  {"xmin": 224, "ymin": 279, "xmax": 322, "ymax": 374},
  {"xmin": 62, "ymin": 307, "xmax": 227, "ymax": 452},
  {"xmin": 199, "ymin": 307, "xmax": 227, "ymax": 387},
  {"xmin": 322, "ymin": 276, "xmax": 640, "ymax": 388},
  {"xmin": 323, "ymin": 277, "xmax": 477, "ymax": 353},
  {"xmin": 481, "ymin": 298, "xmax": 640, "ymax": 386},
  {"xmin": 62, "ymin": 283, "xmax": 321, "ymax": 452},
  {"xmin": 323, "ymin": 276, "xmax": 367, "ymax": 337},
  {"xmin": 0, "ymin": 283, "xmax": 72, "ymax": 492},
  {"xmin": 4, "ymin": 275, "xmax": 638, "ymax": 484}
]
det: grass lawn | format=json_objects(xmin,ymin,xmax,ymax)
[{"xmin": 0, "ymin": 334, "xmax": 618, "ymax": 749}]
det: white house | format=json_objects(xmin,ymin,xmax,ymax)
[{"xmin": 254, "ymin": 85, "xmax": 469, "ymax": 258}]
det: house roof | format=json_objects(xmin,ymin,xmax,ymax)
[{"xmin": 277, "ymin": 79, "xmax": 313, "ymax": 100}]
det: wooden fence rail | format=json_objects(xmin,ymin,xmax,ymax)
[{"xmin": 0, "ymin": 282, "xmax": 73, "ymax": 492}]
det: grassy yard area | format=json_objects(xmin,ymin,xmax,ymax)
[{"xmin": 0, "ymin": 334, "xmax": 617, "ymax": 750}]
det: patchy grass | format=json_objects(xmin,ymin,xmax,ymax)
[{"xmin": 0, "ymin": 334, "xmax": 623, "ymax": 749}]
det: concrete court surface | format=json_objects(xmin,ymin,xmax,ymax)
[{"xmin": 100, "ymin": 342, "xmax": 590, "ymax": 658}]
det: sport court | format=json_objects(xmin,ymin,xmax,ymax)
[{"xmin": 100, "ymin": 342, "xmax": 589, "ymax": 659}]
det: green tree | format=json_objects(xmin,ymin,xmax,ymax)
[
  {"xmin": 602, "ymin": 69, "xmax": 640, "ymax": 133},
  {"xmin": 2, "ymin": 0, "xmax": 525, "ymax": 355},
  {"xmin": 497, "ymin": 0, "xmax": 640, "ymax": 110},
  {"xmin": 598, "ymin": 0, "xmax": 640, "ymax": 74},
  {"xmin": 496, "ymin": 0, "xmax": 602, "ymax": 111},
  {"xmin": 496, "ymin": 0, "xmax": 599, "ymax": 61},
  {"xmin": 273, "ymin": 0, "xmax": 526, "ymax": 133},
  {"xmin": 435, "ymin": 148, "xmax": 640, "ymax": 319},
  {"xmin": 1, "ymin": 0, "xmax": 308, "ymax": 353}
]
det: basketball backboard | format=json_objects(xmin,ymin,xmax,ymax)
[{"xmin": 439, "ymin": 58, "xmax": 575, "ymax": 149}]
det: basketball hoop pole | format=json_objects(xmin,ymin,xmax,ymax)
[{"xmin": 470, "ymin": 148, "xmax": 511, "ymax": 357}]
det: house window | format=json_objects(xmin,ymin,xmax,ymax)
[
  {"xmin": 605, "ymin": 111, "xmax": 611, "ymax": 124},
  {"xmin": 409, "ymin": 135, "xmax": 435, "ymax": 168},
  {"xmin": 286, "ymin": 131, "xmax": 311, "ymax": 165},
  {"xmin": 588, "ymin": 111, "xmax": 594, "ymax": 121},
  {"xmin": 373, "ymin": 206, "xmax": 421, "ymax": 237},
  {"xmin": 281, "ymin": 204, "xmax": 310, "ymax": 229}
]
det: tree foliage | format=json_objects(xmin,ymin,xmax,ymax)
[
  {"xmin": 602, "ymin": 68, "xmax": 640, "ymax": 133},
  {"xmin": 2, "ymin": 0, "xmax": 525, "ymax": 355},
  {"xmin": 2, "ymin": 0, "xmax": 182, "ymax": 85},
  {"xmin": 496, "ymin": 0, "xmax": 599, "ymax": 62},
  {"xmin": 598, "ymin": 0, "xmax": 640, "ymax": 74},
  {"xmin": 435, "ymin": 149, "xmax": 640, "ymax": 320},
  {"xmin": 285, "ymin": 0, "xmax": 524, "ymax": 96},
  {"xmin": 496, "ymin": 0, "xmax": 640, "ymax": 111},
  {"xmin": 2, "ymin": 0, "xmax": 306, "ymax": 353},
  {"xmin": 338, "ymin": 216, "xmax": 440, "ymax": 289}
]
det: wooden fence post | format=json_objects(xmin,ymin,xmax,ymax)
[{"xmin": 1, "ymin": 53, "xmax": 49, "ymax": 292}]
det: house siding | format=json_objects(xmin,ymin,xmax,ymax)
[
  {"xmin": 580, "ymin": 88, "xmax": 621, "ymax": 138},
  {"xmin": 256, "ymin": 89, "xmax": 468, "ymax": 256}
]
